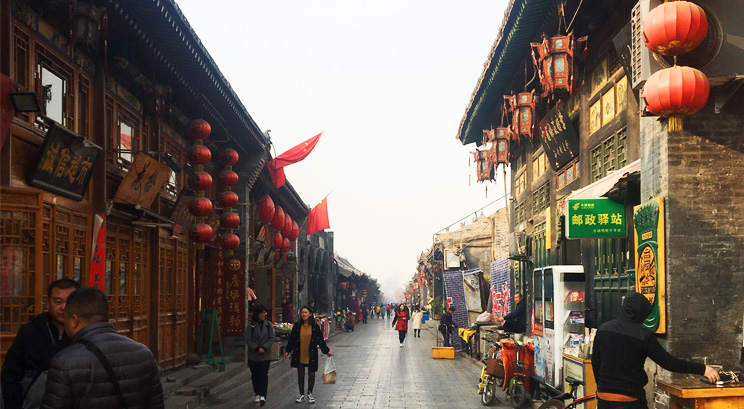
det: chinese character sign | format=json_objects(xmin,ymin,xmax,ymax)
[
  {"xmin": 29, "ymin": 123, "xmax": 102, "ymax": 201},
  {"xmin": 538, "ymin": 101, "xmax": 579, "ymax": 171},
  {"xmin": 219, "ymin": 257, "xmax": 245, "ymax": 336},
  {"xmin": 566, "ymin": 198, "xmax": 626, "ymax": 239},
  {"xmin": 634, "ymin": 196, "xmax": 666, "ymax": 334},
  {"xmin": 114, "ymin": 152, "xmax": 172, "ymax": 209}
]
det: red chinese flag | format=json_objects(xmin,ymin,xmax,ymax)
[
  {"xmin": 269, "ymin": 132, "xmax": 323, "ymax": 188},
  {"xmin": 306, "ymin": 197, "xmax": 330, "ymax": 236}
]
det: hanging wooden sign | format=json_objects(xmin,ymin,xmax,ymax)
[{"xmin": 114, "ymin": 152, "xmax": 172, "ymax": 208}]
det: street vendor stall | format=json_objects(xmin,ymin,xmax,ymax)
[{"xmin": 658, "ymin": 377, "xmax": 744, "ymax": 409}]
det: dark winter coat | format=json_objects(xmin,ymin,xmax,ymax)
[
  {"xmin": 40, "ymin": 322, "xmax": 164, "ymax": 409},
  {"xmin": 392, "ymin": 310, "xmax": 409, "ymax": 331},
  {"xmin": 245, "ymin": 320, "xmax": 275, "ymax": 362},
  {"xmin": 2, "ymin": 312, "xmax": 72, "ymax": 409},
  {"xmin": 285, "ymin": 322, "xmax": 329, "ymax": 373},
  {"xmin": 503, "ymin": 300, "xmax": 526, "ymax": 333},
  {"xmin": 592, "ymin": 293, "xmax": 705, "ymax": 404}
]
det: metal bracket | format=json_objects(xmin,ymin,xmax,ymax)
[{"xmin": 715, "ymin": 77, "xmax": 744, "ymax": 114}]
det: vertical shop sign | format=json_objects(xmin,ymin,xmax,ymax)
[
  {"xmin": 221, "ymin": 257, "xmax": 245, "ymax": 335},
  {"xmin": 634, "ymin": 196, "xmax": 666, "ymax": 333},
  {"xmin": 89, "ymin": 214, "xmax": 105, "ymax": 291}
]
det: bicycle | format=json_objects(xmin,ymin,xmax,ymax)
[
  {"xmin": 478, "ymin": 342, "xmax": 503, "ymax": 406},
  {"xmin": 503, "ymin": 339, "xmax": 530, "ymax": 408},
  {"xmin": 537, "ymin": 376, "xmax": 597, "ymax": 409}
]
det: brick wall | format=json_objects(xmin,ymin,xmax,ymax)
[
  {"xmin": 490, "ymin": 258, "xmax": 511, "ymax": 316},
  {"xmin": 443, "ymin": 270, "xmax": 473, "ymax": 350},
  {"xmin": 641, "ymin": 95, "xmax": 744, "ymax": 408}
]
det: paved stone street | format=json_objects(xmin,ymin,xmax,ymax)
[{"xmin": 199, "ymin": 317, "xmax": 514, "ymax": 408}]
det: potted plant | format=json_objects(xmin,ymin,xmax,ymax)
[{"xmin": 430, "ymin": 296, "xmax": 443, "ymax": 320}]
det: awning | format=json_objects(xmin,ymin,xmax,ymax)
[{"xmin": 567, "ymin": 160, "xmax": 640, "ymax": 200}]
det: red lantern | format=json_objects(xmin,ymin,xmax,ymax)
[
  {"xmin": 187, "ymin": 197, "xmax": 213, "ymax": 217},
  {"xmin": 219, "ymin": 233, "xmax": 240, "ymax": 250},
  {"xmin": 642, "ymin": 66, "xmax": 709, "ymax": 120},
  {"xmin": 288, "ymin": 221, "xmax": 299, "ymax": 242},
  {"xmin": 281, "ymin": 213, "xmax": 292, "ymax": 237},
  {"xmin": 273, "ymin": 232, "xmax": 284, "ymax": 249},
  {"xmin": 272, "ymin": 206, "xmax": 285, "ymax": 231},
  {"xmin": 282, "ymin": 238, "xmax": 290, "ymax": 252},
  {"xmin": 187, "ymin": 171, "xmax": 212, "ymax": 191},
  {"xmin": 218, "ymin": 170, "xmax": 239, "ymax": 187},
  {"xmin": 220, "ymin": 212, "xmax": 240, "ymax": 228},
  {"xmin": 257, "ymin": 196, "xmax": 275, "ymax": 224},
  {"xmin": 531, "ymin": 33, "xmax": 576, "ymax": 98},
  {"xmin": 643, "ymin": 1, "xmax": 708, "ymax": 56},
  {"xmin": 187, "ymin": 145, "xmax": 211, "ymax": 165},
  {"xmin": 187, "ymin": 119, "xmax": 211, "ymax": 140},
  {"xmin": 217, "ymin": 148, "xmax": 239, "ymax": 166},
  {"xmin": 217, "ymin": 191, "xmax": 239, "ymax": 208},
  {"xmin": 188, "ymin": 223, "xmax": 213, "ymax": 243}
]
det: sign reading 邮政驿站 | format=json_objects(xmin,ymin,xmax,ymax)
[{"xmin": 566, "ymin": 198, "xmax": 626, "ymax": 239}]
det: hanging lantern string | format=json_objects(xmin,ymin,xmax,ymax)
[{"xmin": 566, "ymin": 0, "xmax": 584, "ymax": 33}]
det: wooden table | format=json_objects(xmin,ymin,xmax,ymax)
[{"xmin": 658, "ymin": 378, "xmax": 744, "ymax": 408}]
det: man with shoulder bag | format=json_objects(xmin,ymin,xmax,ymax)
[
  {"xmin": 40, "ymin": 287, "xmax": 163, "ymax": 409},
  {"xmin": 2, "ymin": 279, "xmax": 80, "ymax": 409}
]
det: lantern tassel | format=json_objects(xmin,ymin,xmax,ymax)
[{"xmin": 668, "ymin": 117, "xmax": 683, "ymax": 132}]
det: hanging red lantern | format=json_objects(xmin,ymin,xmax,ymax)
[
  {"xmin": 643, "ymin": 1, "xmax": 708, "ymax": 56},
  {"xmin": 220, "ymin": 212, "xmax": 240, "ymax": 229},
  {"xmin": 288, "ymin": 221, "xmax": 300, "ymax": 242},
  {"xmin": 217, "ymin": 191, "xmax": 239, "ymax": 208},
  {"xmin": 188, "ymin": 223, "xmax": 213, "ymax": 243},
  {"xmin": 281, "ymin": 213, "xmax": 293, "ymax": 237},
  {"xmin": 187, "ymin": 171, "xmax": 212, "ymax": 191},
  {"xmin": 186, "ymin": 119, "xmax": 211, "ymax": 140},
  {"xmin": 272, "ymin": 206, "xmax": 285, "ymax": 231},
  {"xmin": 217, "ymin": 148, "xmax": 239, "ymax": 166},
  {"xmin": 219, "ymin": 233, "xmax": 241, "ymax": 250},
  {"xmin": 531, "ymin": 33, "xmax": 577, "ymax": 98},
  {"xmin": 218, "ymin": 170, "xmax": 239, "ymax": 187},
  {"xmin": 282, "ymin": 238, "xmax": 290, "ymax": 253},
  {"xmin": 187, "ymin": 145, "xmax": 212, "ymax": 165},
  {"xmin": 257, "ymin": 196, "xmax": 275, "ymax": 224},
  {"xmin": 187, "ymin": 197, "xmax": 213, "ymax": 217},
  {"xmin": 273, "ymin": 232, "xmax": 284, "ymax": 249},
  {"xmin": 642, "ymin": 66, "xmax": 709, "ymax": 130}
]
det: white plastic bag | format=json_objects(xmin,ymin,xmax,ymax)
[{"xmin": 322, "ymin": 356, "xmax": 337, "ymax": 384}]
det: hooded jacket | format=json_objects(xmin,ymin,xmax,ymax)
[
  {"xmin": 1, "ymin": 313, "xmax": 72, "ymax": 409},
  {"xmin": 591, "ymin": 293, "xmax": 705, "ymax": 403}
]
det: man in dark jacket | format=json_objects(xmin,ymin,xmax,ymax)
[
  {"xmin": 439, "ymin": 306, "xmax": 457, "ymax": 347},
  {"xmin": 592, "ymin": 292, "xmax": 719, "ymax": 408},
  {"xmin": 40, "ymin": 287, "xmax": 163, "ymax": 409},
  {"xmin": 500, "ymin": 292, "xmax": 526, "ymax": 334},
  {"xmin": 2, "ymin": 278, "xmax": 80, "ymax": 409}
]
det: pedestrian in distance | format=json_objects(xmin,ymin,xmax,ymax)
[
  {"xmin": 386, "ymin": 304, "xmax": 392, "ymax": 320},
  {"xmin": 592, "ymin": 292, "xmax": 719, "ymax": 408},
  {"xmin": 40, "ymin": 287, "xmax": 163, "ymax": 409},
  {"xmin": 439, "ymin": 306, "xmax": 457, "ymax": 348},
  {"xmin": 375, "ymin": 305, "xmax": 381, "ymax": 319},
  {"xmin": 392, "ymin": 304, "xmax": 410, "ymax": 347},
  {"xmin": 411, "ymin": 307, "xmax": 423, "ymax": 338},
  {"xmin": 245, "ymin": 304, "xmax": 275, "ymax": 406},
  {"xmin": 2, "ymin": 279, "xmax": 80, "ymax": 409},
  {"xmin": 284, "ymin": 306, "xmax": 332, "ymax": 404},
  {"xmin": 360, "ymin": 302, "xmax": 368, "ymax": 324},
  {"xmin": 343, "ymin": 311, "xmax": 355, "ymax": 332}
]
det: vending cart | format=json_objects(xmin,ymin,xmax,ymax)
[{"xmin": 531, "ymin": 265, "xmax": 586, "ymax": 390}]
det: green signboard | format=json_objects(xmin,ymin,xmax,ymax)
[{"xmin": 566, "ymin": 198, "xmax": 626, "ymax": 239}]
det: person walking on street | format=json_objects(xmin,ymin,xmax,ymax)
[
  {"xmin": 2, "ymin": 279, "xmax": 80, "ymax": 409},
  {"xmin": 284, "ymin": 306, "xmax": 332, "ymax": 404},
  {"xmin": 386, "ymin": 304, "xmax": 392, "ymax": 320},
  {"xmin": 40, "ymin": 287, "xmax": 163, "ymax": 409},
  {"xmin": 592, "ymin": 292, "xmax": 719, "ymax": 409},
  {"xmin": 392, "ymin": 304, "xmax": 409, "ymax": 347},
  {"xmin": 439, "ymin": 306, "xmax": 457, "ymax": 347},
  {"xmin": 411, "ymin": 308, "xmax": 423, "ymax": 338},
  {"xmin": 245, "ymin": 305, "xmax": 275, "ymax": 406},
  {"xmin": 361, "ymin": 302, "xmax": 368, "ymax": 324}
]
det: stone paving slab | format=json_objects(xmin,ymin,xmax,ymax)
[{"xmin": 194, "ymin": 315, "xmax": 519, "ymax": 408}]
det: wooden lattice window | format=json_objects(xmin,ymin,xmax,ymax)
[
  {"xmin": 36, "ymin": 45, "xmax": 74, "ymax": 129},
  {"xmin": 590, "ymin": 128, "xmax": 628, "ymax": 182},
  {"xmin": 13, "ymin": 26, "xmax": 31, "ymax": 124},
  {"xmin": 515, "ymin": 202, "xmax": 526, "ymax": 225},
  {"xmin": 532, "ymin": 182, "xmax": 550, "ymax": 214}
]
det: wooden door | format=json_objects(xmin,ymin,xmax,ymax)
[{"xmin": 158, "ymin": 235, "xmax": 188, "ymax": 369}]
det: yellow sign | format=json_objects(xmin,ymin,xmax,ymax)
[
  {"xmin": 545, "ymin": 208, "xmax": 552, "ymax": 250},
  {"xmin": 634, "ymin": 196, "xmax": 665, "ymax": 334}
]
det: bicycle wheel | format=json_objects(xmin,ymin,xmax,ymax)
[
  {"xmin": 481, "ymin": 379, "xmax": 496, "ymax": 406},
  {"xmin": 510, "ymin": 382, "xmax": 528, "ymax": 408},
  {"xmin": 537, "ymin": 399, "xmax": 564, "ymax": 409}
]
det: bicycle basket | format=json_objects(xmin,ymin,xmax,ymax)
[{"xmin": 486, "ymin": 357, "xmax": 505, "ymax": 378}]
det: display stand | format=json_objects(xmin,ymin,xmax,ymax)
[
  {"xmin": 197, "ymin": 309, "xmax": 225, "ymax": 365},
  {"xmin": 562, "ymin": 353, "xmax": 597, "ymax": 409}
]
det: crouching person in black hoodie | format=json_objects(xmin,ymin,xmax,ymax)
[{"xmin": 592, "ymin": 292, "xmax": 719, "ymax": 409}]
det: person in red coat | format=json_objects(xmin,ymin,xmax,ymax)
[{"xmin": 391, "ymin": 304, "xmax": 410, "ymax": 347}]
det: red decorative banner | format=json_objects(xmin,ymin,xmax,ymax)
[
  {"xmin": 89, "ymin": 214, "xmax": 105, "ymax": 291},
  {"xmin": 219, "ymin": 257, "xmax": 245, "ymax": 336}
]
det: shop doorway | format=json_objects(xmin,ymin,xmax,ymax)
[{"xmin": 158, "ymin": 234, "xmax": 189, "ymax": 369}]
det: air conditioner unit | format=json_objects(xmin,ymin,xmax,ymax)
[
  {"xmin": 508, "ymin": 232, "xmax": 527, "ymax": 257},
  {"xmin": 631, "ymin": 0, "xmax": 744, "ymax": 91}
]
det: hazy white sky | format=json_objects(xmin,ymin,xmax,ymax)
[{"xmin": 175, "ymin": 1, "xmax": 510, "ymax": 298}]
